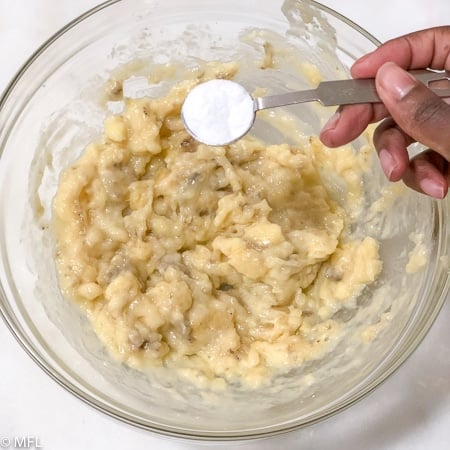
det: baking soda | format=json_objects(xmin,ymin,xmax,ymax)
[{"xmin": 181, "ymin": 79, "xmax": 255, "ymax": 146}]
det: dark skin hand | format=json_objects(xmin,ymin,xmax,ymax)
[{"xmin": 320, "ymin": 26, "xmax": 450, "ymax": 199}]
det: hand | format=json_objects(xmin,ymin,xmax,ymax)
[{"xmin": 320, "ymin": 26, "xmax": 450, "ymax": 199}]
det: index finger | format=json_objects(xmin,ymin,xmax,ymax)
[{"xmin": 351, "ymin": 26, "xmax": 450, "ymax": 78}]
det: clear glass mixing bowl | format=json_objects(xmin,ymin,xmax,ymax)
[{"xmin": 0, "ymin": 0, "xmax": 449, "ymax": 440}]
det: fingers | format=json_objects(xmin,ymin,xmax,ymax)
[
  {"xmin": 375, "ymin": 62, "xmax": 450, "ymax": 160},
  {"xmin": 373, "ymin": 118, "xmax": 412, "ymax": 181},
  {"xmin": 403, "ymin": 150, "xmax": 449, "ymax": 198},
  {"xmin": 320, "ymin": 103, "xmax": 387, "ymax": 147},
  {"xmin": 373, "ymin": 119, "xmax": 448, "ymax": 198},
  {"xmin": 320, "ymin": 27, "xmax": 450, "ymax": 198}
]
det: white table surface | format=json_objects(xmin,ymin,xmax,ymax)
[{"xmin": 0, "ymin": 1, "xmax": 449, "ymax": 449}]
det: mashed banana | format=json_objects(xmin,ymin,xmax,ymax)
[{"xmin": 53, "ymin": 64, "xmax": 382, "ymax": 387}]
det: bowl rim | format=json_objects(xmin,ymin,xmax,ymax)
[{"xmin": 1, "ymin": 0, "xmax": 449, "ymax": 441}]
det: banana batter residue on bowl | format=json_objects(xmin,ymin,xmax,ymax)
[{"xmin": 53, "ymin": 62, "xmax": 382, "ymax": 388}]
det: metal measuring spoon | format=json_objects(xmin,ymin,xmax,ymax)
[{"xmin": 181, "ymin": 69, "xmax": 450, "ymax": 146}]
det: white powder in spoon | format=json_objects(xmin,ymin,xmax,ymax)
[{"xmin": 181, "ymin": 79, "xmax": 255, "ymax": 146}]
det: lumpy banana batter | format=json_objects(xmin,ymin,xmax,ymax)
[{"xmin": 53, "ymin": 63, "xmax": 382, "ymax": 387}]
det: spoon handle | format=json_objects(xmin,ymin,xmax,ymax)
[{"xmin": 254, "ymin": 69, "xmax": 450, "ymax": 110}]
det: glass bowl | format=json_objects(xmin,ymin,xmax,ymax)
[{"xmin": 0, "ymin": 0, "xmax": 449, "ymax": 440}]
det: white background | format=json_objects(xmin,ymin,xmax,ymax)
[{"xmin": 0, "ymin": 1, "xmax": 449, "ymax": 449}]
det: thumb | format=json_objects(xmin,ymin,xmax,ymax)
[{"xmin": 375, "ymin": 62, "xmax": 450, "ymax": 160}]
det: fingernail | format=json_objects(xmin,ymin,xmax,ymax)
[
  {"xmin": 420, "ymin": 178, "xmax": 445, "ymax": 199},
  {"xmin": 379, "ymin": 148, "xmax": 396, "ymax": 180},
  {"xmin": 323, "ymin": 111, "xmax": 341, "ymax": 131},
  {"xmin": 378, "ymin": 62, "xmax": 417, "ymax": 100}
]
